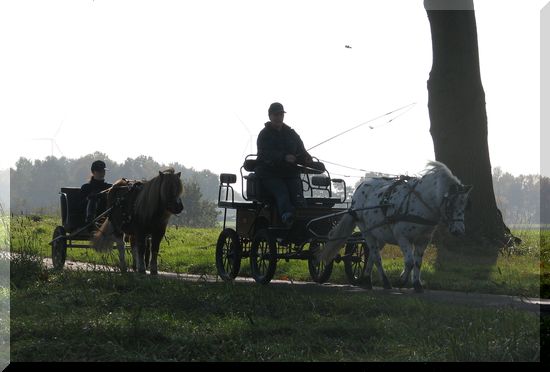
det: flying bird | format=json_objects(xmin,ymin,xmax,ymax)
[{"xmin": 345, "ymin": 45, "xmax": 352, "ymax": 49}]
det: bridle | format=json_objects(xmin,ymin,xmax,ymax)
[{"xmin": 439, "ymin": 183, "xmax": 472, "ymax": 225}]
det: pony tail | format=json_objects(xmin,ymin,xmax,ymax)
[
  {"xmin": 315, "ymin": 213, "xmax": 356, "ymax": 263},
  {"xmin": 92, "ymin": 217, "xmax": 115, "ymax": 252}
]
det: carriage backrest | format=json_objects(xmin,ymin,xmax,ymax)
[
  {"xmin": 60, "ymin": 187, "xmax": 85, "ymax": 232},
  {"xmin": 243, "ymin": 159, "xmax": 258, "ymax": 172},
  {"xmin": 240, "ymin": 158, "xmax": 270, "ymax": 203},
  {"xmin": 244, "ymin": 173, "xmax": 266, "ymax": 202}
]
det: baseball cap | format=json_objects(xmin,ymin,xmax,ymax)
[
  {"xmin": 268, "ymin": 102, "xmax": 286, "ymax": 115},
  {"xmin": 91, "ymin": 160, "xmax": 108, "ymax": 171}
]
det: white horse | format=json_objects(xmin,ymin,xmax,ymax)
[{"xmin": 316, "ymin": 161, "xmax": 472, "ymax": 292}]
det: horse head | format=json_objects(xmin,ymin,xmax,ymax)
[
  {"xmin": 441, "ymin": 183, "xmax": 472, "ymax": 236},
  {"xmin": 159, "ymin": 169, "xmax": 184, "ymax": 215}
]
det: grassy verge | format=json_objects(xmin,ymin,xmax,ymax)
[
  {"xmin": 10, "ymin": 256, "xmax": 540, "ymax": 362},
  {"xmin": 541, "ymin": 230, "xmax": 550, "ymax": 299},
  {"xmin": 10, "ymin": 216, "xmax": 544, "ymax": 297},
  {"xmin": 1, "ymin": 209, "xmax": 9, "ymax": 365}
]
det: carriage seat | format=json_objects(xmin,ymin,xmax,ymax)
[{"xmin": 60, "ymin": 187, "xmax": 86, "ymax": 233}]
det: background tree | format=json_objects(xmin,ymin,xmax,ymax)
[
  {"xmin": 424, "ymin": 0, "xmax": 518, "ymax": 251},
  {"xmin": 542, "ymin": 177, "xmax": 550, "ymax": 225},
  {"xmin": 492, "ymin": 167, "xmax": 541, "ymax": 226},
  {"xmin": 0, "ymin": 169, "xmax": 9, "ymax": 211},
  {"xmin": 172, "ymin": 181, "xmax": 219, "ymax": 228}
]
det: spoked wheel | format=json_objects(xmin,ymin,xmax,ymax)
[
  {"xmin": 307, "ymin": 240, "xmax": 334, "ymax": 284},
  {"xmin": 215, "ymin": 228, "xmax": 242, "ymax": 281},
  {"xmin": 344, "ymin": 233, "xmax": 369, "ymax": 285},
  {"xmin": 250, "ymin": 228, "xmax": 277, "ymax": 285},
  {"xmin": 51, "ymin": 226, "xmax": 67, "ymax": 270}
]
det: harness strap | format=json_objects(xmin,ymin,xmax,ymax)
[
  {"xmin": 385, "ymin": 214, "xmax": 438, "ymax": 226},
  {"xmin": 377, "ymin": 177, "xmax": 441, "ymax": 229},
  {"xmin": 409, "ymin": 187, "xmax": 439, "ymax": 217},
  {"xmin": 108, "ymin": 180, "xmax": 143, "ymax": 235},
  {"xmin": 348, "ymin": 208, "xmax": 360, "ymax": 222}
]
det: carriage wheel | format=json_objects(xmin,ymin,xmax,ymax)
[
  {"xmin": 307, "ymin": 240, "xmax": 334, "ymax": 284},
  {"xmin": 51, "ymin": 226, "xmax": 67, "ymax": 270},
  {"xmin": 344, "ymin": 233, "xmax": 369, "ymax": 285},
  {"xmin": 250, "ymin": 229, "xmax": 277, "ymax": 285},
  {"xmin": 215, "ymin": 228, "xmax": 242, "ymax": 281}
]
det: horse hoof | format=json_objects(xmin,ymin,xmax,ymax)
[
  {"xmin": 383, "ymin": 283, "xmax": 393, "ymax": 290},
  {"xmin": 413, "ymin": 282, "xmax": 424, "ymax": 293},
  {"xmin": 138, "ymin": 269, "xmax": 146, "ymax": 274},
  {"xmin": 150, "ymin": 270, "xmax": 158, "ymax": 275}
]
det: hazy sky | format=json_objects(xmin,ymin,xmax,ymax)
[{"xmin": 0, "ymin": 0, "xmax": 544, "ymax": 181}]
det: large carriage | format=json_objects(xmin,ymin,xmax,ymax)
[{"xmin": 216, "ymin": 155, "xmax": 369, "ymax": 285}]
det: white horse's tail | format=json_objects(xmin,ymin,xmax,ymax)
[
  {"xmin": 315, "ymin": 213, "xmax": 356, "ymax": 263},
  {"xmin": 92, "ymin": 218, "xmax": 115, "ymax": 252}
]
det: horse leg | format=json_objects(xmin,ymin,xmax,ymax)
[
  {"xmin": 412, "ymin": 241, "xmax": 429, "ymax": 293},
  {"xmin": 396, "ymin": 236, "xmax": 414, "ymax": 287},
  {"xmin": 145, "ymin": 235, "xmax": 151, "ymax": 270},
  {"xmin": 129, "ymin": 235, "xmax": 137, "ymax": 272},
  {"xmin": 362, "ymin": 235, "xmax": 377, "ymax": 290},
  {"xmin": 149, "ymin": 232, "xmax": 163, "ymax": 275},
  {"xmin": 116, "ymin": 235, "xmax": 127, "ymax": 273},
  {"xmin": 135, "ymin": 233, "xmax": 147, "ymax": 274},
  {"xmin": 371, "ymin": 242, "xmax": 392, "ymax": 290}
]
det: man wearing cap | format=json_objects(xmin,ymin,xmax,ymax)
[
  {"xmin": 255, "ymin": 102, "xmax": 313, "ymax": 227},
  {"xmin": 80, "ymin": 160, "xmax": 112, "ymax": 225}
]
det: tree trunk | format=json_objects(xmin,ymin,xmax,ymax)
[{"xmin": 424, "ymin": 1, "xmax": 518, "ymax": 251}]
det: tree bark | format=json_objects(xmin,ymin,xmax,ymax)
[{"xmin": 424, "ymin": 1, "xmax": 518, "ymax": 251}]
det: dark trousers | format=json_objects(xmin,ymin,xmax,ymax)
[{"xmin": 260, "ymin": 177, "xmax": 304, "ymax": 218}]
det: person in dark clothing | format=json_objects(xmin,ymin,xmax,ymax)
[
  {"xmin": 80, "ymin": 160, "xmax": 112, "ymax": 225},
  {"xmin": 255, "ymin": 102, "xmax": 313, "ymax": 227}
]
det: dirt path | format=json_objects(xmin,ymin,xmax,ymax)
[{"xmin": 45, "ymin": 258, "xmax": 549, "ymax": 315}]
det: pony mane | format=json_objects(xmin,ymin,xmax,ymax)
[
  {"xmin": 421, "ymin": 161, "xmax": 461, "ymax": 197},
  {"xmin": 134, "ymin": 168, "xmax": 183, "ymax": 224}
]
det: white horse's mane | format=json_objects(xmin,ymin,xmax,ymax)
[{"xmin": 421, "ymin": 161, "xmax": 461, "ymax": 197}]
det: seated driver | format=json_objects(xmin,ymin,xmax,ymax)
[
  {"xmin": 80, "ymin": 160, "xmax": 112, "ymax": 226},
  {"xmin": 255, "ymin": 102, "xmax": 313, "ymax": 227}
]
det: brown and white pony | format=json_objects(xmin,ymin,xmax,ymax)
[{"xmin": 93, "ymin": 168, "xmax": 184, "ymax": 274}]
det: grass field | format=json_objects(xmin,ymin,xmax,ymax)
[
  {"xmin": 1, "ymin": 212, "xmax": 9, "ymax": 365},
  {"xmin": 9, "ymin": 255, "xmax": 541, "ymax": 362},
  {"xmin": 8, "ymin": 215, "xmax": 546, "ymax": 362},
  {"xmin": 541, "ymin": 230, "xmax": 550, "ymax": 298},
  {"xmin": 9, "ymin": 215, "xmax": 546, "ymax": 297}
]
